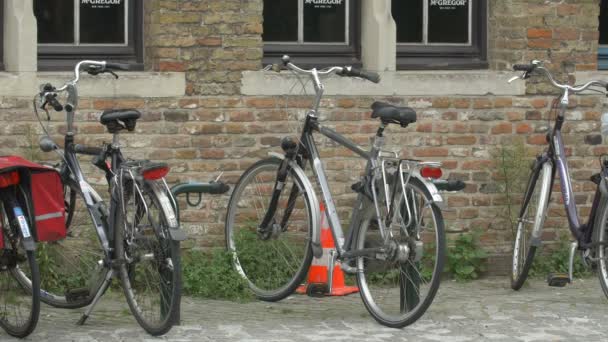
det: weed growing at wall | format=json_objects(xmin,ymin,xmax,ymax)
[
  {"xmin": 446, "ymin": 231, "xmax": 488, "ymax": 281},
  {"xmin": 529, "ymin": 234, "xmax": 592, "ymax": 279}
]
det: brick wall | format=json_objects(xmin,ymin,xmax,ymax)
[{"xmin": 2, "ymin": 0, "xmax": 607, "ymax": 274}]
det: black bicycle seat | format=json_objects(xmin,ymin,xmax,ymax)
[{"xmin": 371, "ymin": 101, "xmax": 417, "ymax": 127}]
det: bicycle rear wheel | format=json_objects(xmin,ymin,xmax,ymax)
[
  {"xmin": 115, "ymin": 179, "xmax": 181, "ymax": 336},
  {"xmin": 356, "ymin": 178, "xmax": 445, "ymax": 328},
  {"xmin": 511, "ymin": 161, "xmax": 552, "ymax": 290},
  {"xmin": 0, "ymin": 190, "xmax": 40, "ymax": 338},
  {"xmin": 593, "ymin": 197, "xmax": 608, "ymax": 299},
  {"xmin": 225, "ymin": 158, "xmax": 314, "ymax": 301}
]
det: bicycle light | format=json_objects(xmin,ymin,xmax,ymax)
[
  {"xmin": 0, "ymin": 171, "xmax": 20, "ymax": 188},
  {"xmin": 141, "ymin": 165, "xmax": 170, "ymax": 180},
  {"xmin": 420, "ymin": 166, "xmax": 442, "ymax": 179}
]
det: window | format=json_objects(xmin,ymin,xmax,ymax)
[
  {"xmin": 600, "ymin": 0, "xmax": 608, "ymax": 69},
  {"xmin": 34, "ymin": 0, "xmax": 143, "ymax": 70},
  {"xmin": 263, "ymin": 0, "xmax": 360, "ymax": 67},
  {"xmin": 392, "ymin": 0, "xmax": 487, "ymax": 69}
]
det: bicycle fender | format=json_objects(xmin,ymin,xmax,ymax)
[
  {"xmin": 601, "ymin": 177, "xmax": 608, "ymax": 198},
  {"xmin": 148, "ymin": 181, "xmax": 187, "ymax": 241},
  {"xmin": 407, "ymin": 169, "xmax": 445, "ymax": 209},
  {"xmin": 269, "ymin": 152, "xmax": 323, "ymax": 258}
]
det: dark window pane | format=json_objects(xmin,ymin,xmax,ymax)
[
  {"xmin": 428, "ymin": 0, "xmax": 469, "ymax": 44},
  {"xmin": 80, "ymin": 0, "xmax": 125, "ymax": 44},
  {"xmin": 304, "ymin": 0, "xmax": 346, "ymax": 43},
  {"xmin": 600, "ymin": 0, "xmax": 608, "ymax": 44},
  {"xmin": 263, "ymin": 0, "xmax": 298, "ymax": 42},
  {"xmin": 34, "ymin": 0, "xmax": 74, "ymax": 44},
  {"xmin": 393, "ymin": 0, "xmax": 423, "ymax": 43}
]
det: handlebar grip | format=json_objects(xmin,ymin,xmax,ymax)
[
  {"xmin": 105, "ymin": 62, "xmax": 130, "ymax": 71},
  {"xmin": 513, "ymin": 64, "xmax": 534, "ymax": 72},
  {"xmin": 74, "ymin": 144, "xmax": 103, "ymax": 156},
  {"xmin": 46, "ymin": 94, "xmax": 63, "ymax": 112},
  {"xmin": 343, "ymin": 67, "xmax": 381, "ymax": 83}
]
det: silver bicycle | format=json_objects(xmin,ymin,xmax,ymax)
[{"xmin": 226, "ymin": 56, "xmax": 463, "ymax": 328}]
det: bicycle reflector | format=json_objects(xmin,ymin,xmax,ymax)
[
  {"xmin": 420, "ymin": 166, "xmax": 442, "ymax": 179},
  {"xmin": 0, "ymin": 171, "xmax": 20, "ymax": 188},
  {"xmin": 141, "ymin": 165, "xmax": 170, "ymax": 180}
]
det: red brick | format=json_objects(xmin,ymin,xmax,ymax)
[
  {"xmin": 527, "ymin": 134, "xmax": 547, "ymax": 145},
  {"xmin": 557, "ymin": 4, "xmax": 578, "ymax": 16},
  {"xmin": 528, "ymin": 39, "xmax": 552, "ymax": 49},
  {"xmin": 245, "ymin": 98, "xmax": 277, "ymax": 108},
  {"xmin": 432, "ymin": 98, "xmax": 450, "ymax": 108},
  {"xmin": 473, "ymin": 98, "xmax": 492, "ymax": 109},
  {"xmin": 530, "ymin": 98, "xmax": 547, "ymax": 109},
  {"xmin": 413, "ymin": 148, "xmax": 448, "ymax": 157},
  {"xmin": 491, "ymin": 122, "xmax": 512, "ymax": 134},
  {"xmin": 442, "ymin": 111, "xmax": 458, "ymax": 120},
  {"xmin": 494, "ymin": 98, "xmax": 512, "ymax": 108},
  {"xmin": 416, "ymin": 122, "xmax": 433, "ymax": 133},
  {"xmin": 158, "ymin": 61, "xmax": 187, "ymax": 72},
  {"xmin": 515, "ymin": 123, "xmax": 533, "ymax": 134},
  {"xmin": 453, "ymin": 99, "xmax": 470, "ymax": 109},
  {"xmin": 197, "ymin": 37, "xmax": 222, "ymax": 46},
  {"xmin": 446, "ymin": 136, "xmax": 476, "ymax": 145},
  {"xmin": 553, "ymin": 28, "xmax": 578, "ymax": 40},
  {"xmin": 527, "ymin": 28, "xmax": 552, "ymax": 39}
]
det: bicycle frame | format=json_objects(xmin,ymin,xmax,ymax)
[
  {"xmin": 542, "ymin": 95, "xmax": 608, "ymax": 249},
  {"xmin": 269, "ymin": 69, "xmax": 444, "ymax": 259}
]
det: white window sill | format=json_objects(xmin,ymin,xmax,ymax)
[
  {"xmin": 241, "ymin": 70, "xmax": 525, "ymax": 96},
  {"xmin": 575, "ymin": 71, "xmax": 608, "ymax": 86},
  {"xmin": 0, "ymin": 71, "xmax": 186, "ymax": 97}
]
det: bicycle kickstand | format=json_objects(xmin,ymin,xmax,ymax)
[{"xmin": 77, "ymin": 269, "xmax": 114, "ymax": 325}]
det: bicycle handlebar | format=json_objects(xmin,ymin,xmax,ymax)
[
  {"xmin": 271, "ymin": 55, "xmax": 381, "ymax": 83},
  {"xmin": 510, "ymin": 60, "xmax": 608, "ymax": 93}
]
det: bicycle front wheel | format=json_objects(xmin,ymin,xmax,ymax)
[
  {"xmin": 511, "ymin": 161, "xmax": 552, "ymax": 290},
  {"xmin": 593, "ymin": 196, "xmax": 608, "ymax": 299},
  {"xmin": 115, "ymin": 179, "xmax": 181, "ymax": 336},
  {"xmin": 0, "ymin": 191, "xmax": 40, "ymax": 338},
  {"xmin": 225, "ymin": 158, "xmax": 314, "ymax": 301},
  {"xmin": 356, "ymin": 178, "xmax": 445, "ymax": 328}
]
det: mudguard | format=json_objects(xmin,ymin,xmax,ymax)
[
  {"xmin": 405, "ymin": 168, "xmax": 445, "ymax": 209},
  {"xmin": 148, "ymin": 180, "xmax": 187, "ymax": 241},
  {"xmin": 269, "ymin": 152, "xmax": 322, "ymax": 258}
]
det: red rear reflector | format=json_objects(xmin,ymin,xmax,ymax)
[
  {"xmin": 420, "ymin": 167, "xmax": 442, "ymax": 179},
  {"xmin": 142, "ymin": 166, "xmax": 170, "ymax": 180},
  {"xmin": 0, "ymin": 171, "xmax": 20, "ymax": 188}
]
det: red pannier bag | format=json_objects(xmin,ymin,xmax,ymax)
[{"xmin": 0, "ymin": 156, "xmax": 66, "ymax": 244}]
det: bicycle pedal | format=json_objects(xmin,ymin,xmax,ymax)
[
  {"xmin": 306, "ymin": 283, "xmax": 328, "ymax": 297},
  {"xmin": 547, "ymin": 273, "xmax": 570, "ymax": 287},
  {"xmin": 65, "ymin": 287, "xmax": 90, "ymax": 302}
]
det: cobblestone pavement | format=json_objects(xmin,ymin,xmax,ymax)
[{"xmin": 6, "ymin": 277, "xmax": 608, "ymax": 341}]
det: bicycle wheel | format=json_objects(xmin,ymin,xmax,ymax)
[
  {"xmin": 225, "ymin": 158, "xmax": 314, "ymax": 301},
  {"xmin": 511, "ymin": 161, "xmax": 552, "ymax": 290},
  {"xmin": 0, "ymin": 191, "xmax": 40, "ymax": 338},
  {"xmin": 356, "ymin": 178, "xmax": 445, "ymax": 328},
  {"xmin": 593, "ymin": 196, "xmax": 608, "ymax": 299},
  {"xmin": 23, "ymin": 177, "xmax": 107, "ymax": 309},
  {"xmin": 115, "ymin": 179, "xmax": 181, "ymax": 336}
]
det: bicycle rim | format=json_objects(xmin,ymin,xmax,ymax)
[
  {"xmin": 226, "ymin": 158, "xmax": 313, "ymax": 301},
  {"xmin": 511, "ymin": 162, "xmax": 550, "ymax": 290},
  {"xmin": 594, "ymin": 198, "xmax": 608, "ymax": 298},
  {"xmin": 0, "ymin": 199, "xmax": 40, "ymax": 338},
  {"xmin": 117, "ymin": 180, "xmax": 180, "ymax": 336},
  {"xmin": 356, "ymin": 179, "xmax": 445, "ymax": 328}
]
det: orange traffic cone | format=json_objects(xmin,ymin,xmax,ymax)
[{"xmin": 296, "ymin": 203, "xmax": 359, "ymax": 296}]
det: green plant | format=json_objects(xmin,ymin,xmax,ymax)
[
  {"xmin": 446, "ymin": 231, "xmax": 488, "ymax": 281},
  {"xmin": 182, "ymin": 249, "xmax": 253, "ymax": 301},
  {"xmin": 491, "ymin": 137, "xmax": 530, "ymax": 237},
  {"xmin": 529, "ymin": 235, "xmax": 592, "ymax": 279}
]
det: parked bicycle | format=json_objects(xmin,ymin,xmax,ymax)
[
  {"xmin": 23, "ymin": 61, "xmax": 184, "ymax": 336},
  {"xmin": 508, "ymin": 60, "xmax": 608, "ymax": 294},
  {"xmin": 0, "ymin": 161, "xmax": 40, "ymax": 338},
  {"xmin": 226, "ymin": 55, "xmax": 464, "ymax": 328}
]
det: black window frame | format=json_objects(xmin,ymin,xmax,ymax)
[
  {"xmin": 36, "ymin": 0, "xmax": 143, "ymax": 71},
  {"xmin": 395, "ymin": 0, "xmax": 487, "ymax": 70},
  {"xmin": 262, "ymin": 0, "xmax": 361, "ymax": 67}
]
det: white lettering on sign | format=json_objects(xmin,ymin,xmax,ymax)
[
  {"xmin": 81, "ymin": 0, "xmax": 121, "ymax": 4},
  {"xmin": 430, "ymin": 0, "xmax": 466, "ymax": 5},
  {"xmin": 304, "ymin": 0, "xmax": 344, "ymax": 4}
]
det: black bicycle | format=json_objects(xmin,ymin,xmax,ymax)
[
  {"xmin": 226, "ymin": 56, "xmax": 464, "ymax": 328},
  {"xmin": 0, "ymin": 167, "xmax": 39, "ymax": 338},
  {"xmin": 508, "ymin": 60, "xmax": 608, "ymax": 293},
  {"xmin": 22, "ymin": 61, "xmax": 184, "ymax": 335}
]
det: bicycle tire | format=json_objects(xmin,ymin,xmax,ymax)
[
  {"xmin": 356, "ymin": 178, "xmax": 445, "ymax": 328},
  {"xmin": 225, "ymin": 157, "xmax": 314, "ymax": 302},
  {"xmin": 511, "ymin": 161, "xmax": 552, "ymax": 290},
  {"xmin": 593, "ymin": 196, "xmax": 608, "ymax": 299},
  {"xmin": 115, "ymin": 179, "xmax": 181, "ymax": 336},
  {"xmin": 0, "ymin": 191, "xmax": 40, "ymax": 338}
]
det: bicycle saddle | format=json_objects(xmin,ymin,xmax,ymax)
[
  {"xmin": 371, "ymin": 101, "xmax": 417, "ymax": 127},
  {"xmin": 100, "ymin": 109, "xmax": 141, "ymax": 133}
]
